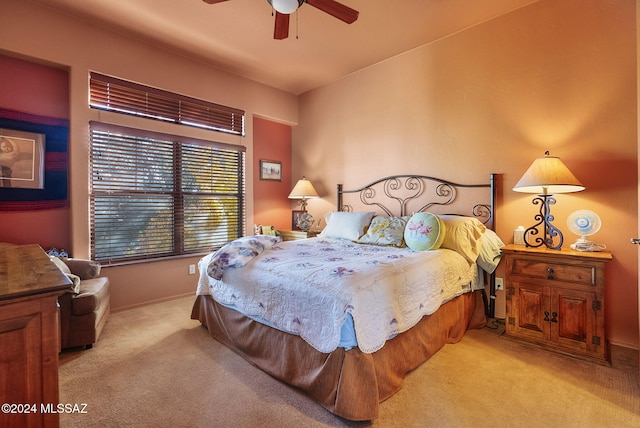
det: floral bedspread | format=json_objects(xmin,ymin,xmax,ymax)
[
  {"xmin": 197, "ymin": 237, "xmax": 477, "ymax": 354},
  {"xmin": 205, "ymin": 235, "xmax": 281, "ymax": 280}
]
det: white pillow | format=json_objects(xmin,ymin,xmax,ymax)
[
  {"xmin": 319, "ymin": 211, "xmax": 375, "ymax": 240},
  {"xmin": 477, "ymin": 229, "xmax": 505, "ymax": 273},
  {"xmin": 49, "ymin": 255, "xmax": 81, "ymax": 294}
]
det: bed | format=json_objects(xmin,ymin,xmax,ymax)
[{"xmin": 191, "ymin": 173, "xmax": 501, "ymax": 421}]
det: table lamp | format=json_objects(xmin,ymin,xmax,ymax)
[
  {"xmin": 288, "ymin": 176, "xmax": 319, "ymax": 212},
  {"xmin": 513, "ymin": 151, "xmax": 584, "ymax": 250}
]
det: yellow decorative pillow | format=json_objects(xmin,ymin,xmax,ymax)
[{"xmin": 357, "ymin": 216, "xmax": 409, "ymax": 247}]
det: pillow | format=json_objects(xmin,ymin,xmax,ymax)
[
  {"xmin": 319, "ymin": 211, "xmax": 375, "ymax": 240},
  {"xmin": 50, "ymin": 254, "xmax": 71, "ymax": 274},
  {"xmin": 323, "ymin": 211, "xmax": 334, "ymax": 227},
  {"xmin": 477, "ymin": 228, "xmax": 505, "ymax": 273},
  {"xmin": 404, "ymin": 212, "xmax": 446, "ymax": 251},
  {"xmin": 62, "ymin": 258, "xmax": 102, "ymax": 280},
  {"xmin": 49, "ymin": 255, "xmax": 81, "ymax": 294},
  {"xmin": 438, "ymin": 215, "xmax": 486, "ymax": 263},
  {"xmin": 357, "ymin": 216, "xmax": 409, "ymax": 247}
]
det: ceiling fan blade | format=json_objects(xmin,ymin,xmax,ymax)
[
  {"xmin": 274, "ymin": 12, "xmax": 290, "ymax": 40},
  {"xmin": 202, "ymin": 0, "xmax": 230, "ymax": 4},
  {"xmin": 306, "ymin": 0, "xmax": 359, "ymax": 24}
]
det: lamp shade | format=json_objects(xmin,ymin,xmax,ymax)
[
  {"xmin": 288, "ymin": 177, "xmax": 319, "ymax": 199},
  {"xmin": 513, "ymin": 152, "xmax": 584, "ymax": 195},
  {"xmin": 268, "ymin": 0, "xmax": 303, "ymax": 14}
]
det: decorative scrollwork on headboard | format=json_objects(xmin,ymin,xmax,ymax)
[{"xmin": 337, "ymin": 174, "xmax": 497, "ymax": 229}]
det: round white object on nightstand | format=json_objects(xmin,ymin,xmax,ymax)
[{"xmin": 567, "ymin": 209, "xmax": 604, "ymax": 251}]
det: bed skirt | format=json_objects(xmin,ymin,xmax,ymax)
[{"xmin": 190, "ymin": 290, "xmax": 486, "ymax": 421}]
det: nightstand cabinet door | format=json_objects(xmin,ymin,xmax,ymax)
[
  {"xmin": 552, "ymin": 287, "xmax": 598, "ymax": 353},
  {"xmin": 503, "ymin": 244, "xmax": 612, "ymax": 365},
  {"xmin": 509, "ymin": 281, "xmax": 550, "ymax": 343}
]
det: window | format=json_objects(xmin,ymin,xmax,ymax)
[
  {"xmin": 89, "ymin": 72, "xmax": 245, "ymax": 136},
  {"xmin": 89, "ymin": 122, "xmax": 246, "ymax": 264}
]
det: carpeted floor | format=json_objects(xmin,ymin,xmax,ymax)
[{"xmin": 59, "ymin": 296, "xmax": 640, "ymax": 428}]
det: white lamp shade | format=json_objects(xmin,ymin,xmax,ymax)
[
  {"xmin": 513, "ymin": 153, "xmax": 585, "ymax": 195},
  {"xmin": 288, "ymin": 177, "xmax": 319, "ymax": 199},
  {"xmin": 269, "ymin": 0, "xmax": 302, "ymax": 14}
]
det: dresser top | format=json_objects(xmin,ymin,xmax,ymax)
[
  {"xmin": 0, "ymin": 243, "xmax": 71, "ymax": 301},
  {"xmin": 502, "ymin": 243, "xmax": 613, "ymax": 261}
]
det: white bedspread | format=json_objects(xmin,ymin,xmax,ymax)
[{"xmin": 197, "ymin": 237, "xmax": 477, "ymax": 354}]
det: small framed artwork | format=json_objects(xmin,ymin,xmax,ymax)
[
  {"xmin": 260, "ymin": 160, "xmax": 282, "ymax": 181},
  {"xmin": 0, "ymin": 128, "xmax": 46, "ymax": 189},
  {"xmin": 292, "ymin": 210, "xmax": 304, "ymax": 230}
]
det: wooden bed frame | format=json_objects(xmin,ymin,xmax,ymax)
[{"xmin": 191, "ymin": 173, "xmax": 498, "ymax": 421}]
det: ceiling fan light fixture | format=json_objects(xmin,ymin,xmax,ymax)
[{"xmin": 268, "ymin": 0, "xmax": 304, "ymax": 14}]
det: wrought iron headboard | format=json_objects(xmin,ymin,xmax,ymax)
[{"xmin": 337, "ymin": 173, "xmax": 497, "ymax": 230}]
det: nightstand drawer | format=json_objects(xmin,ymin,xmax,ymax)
[{"xmin": 510, "ymin": 258, "xmax": 594, "ymax": 286}]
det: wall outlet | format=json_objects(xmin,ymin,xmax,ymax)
[
  {"xmin": 495, "ymin": 277, "xmax": 504, "ymax": 291},
  {"xmin": 188, "ymin": 264, "xmax": 196, "ymax": 275}
]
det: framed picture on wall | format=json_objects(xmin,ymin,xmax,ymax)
[
  {"xmin": 0, "ymin": 128, "xmax": 45, "ymax": 189},
  {"xmin": 260, "ymin": 160, "xmax": 282, "ymax": 181}
]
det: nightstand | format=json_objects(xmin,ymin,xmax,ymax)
[
  {"xmin": 278, "ymin": 230, "xmax": 319, "ymax": 241},
  {"xmin": 502, "ymin": 244, "xmax": 612, "ymax": 365}
]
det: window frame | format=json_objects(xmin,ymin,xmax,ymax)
[{"xmin": 89, "ymin": 121, "xmax": 246, "ymax": 265}]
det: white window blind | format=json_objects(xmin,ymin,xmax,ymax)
[
  {"xmin": 89, "ymin": 72, "xmax": 245, "ymax": 136},
  {"xmin": 90, "ymin": 122, "xmax": 245, "ymax": 264}
]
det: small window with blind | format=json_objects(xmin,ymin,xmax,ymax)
[
  {"xmin": 89, "ymin": 72, "xmax": 245, "ymax": 136},
  {"xmin": 89, "ymin": 122, "xmax": 246, "ymax": 264}
]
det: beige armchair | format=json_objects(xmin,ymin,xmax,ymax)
[{"xmin": 54, "ymin": 258, "xmax": 110, "ymax": 349}]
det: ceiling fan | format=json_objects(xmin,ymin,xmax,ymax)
[{"xmin": 202, "ymin": 0, "xmax": 359, "ymax": 40}]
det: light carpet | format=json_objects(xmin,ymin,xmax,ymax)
[{"xmin": 59, "ymin": 296, "xmax": 640, "ymax": 427}]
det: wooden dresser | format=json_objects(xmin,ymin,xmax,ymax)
[
  {"xmin": 0, "ymin": 243, "xmax": 71, "ymax": 428},
  {"xmin": 502, "ymin": 244, "xmax": 612, "ymax": 365}
]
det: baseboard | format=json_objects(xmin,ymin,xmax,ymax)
[
  {"xmin": 111, "ymin": 292, "xmax": 195, "ymax": 313},
  {"xmin": 609, "ymin": 338, "xmax": 639, "ymax": 351}
]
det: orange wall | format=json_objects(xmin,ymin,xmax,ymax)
[
  {"xmin": 0, "ymin": 55, "xmax": 71, "ymax": 251},
  {"xmin": 253, "ymin": 117, "xmax": 293, "ymax": 230},
  {"xmin": 295, "ymin": 0, "xmax": 639, "ymax": 348}
]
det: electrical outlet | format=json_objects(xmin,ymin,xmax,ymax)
[
  {"xmin": 188, "ymin": 264, "xmax": 196, "ymax": 275},
  {"xmin": 495, "ymin": 277, "xmax": 504, "ymax": 291}
]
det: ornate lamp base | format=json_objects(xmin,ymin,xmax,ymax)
[{"xmin": 523, "ymin": 194, "xmax": 564, "ymax": 250}]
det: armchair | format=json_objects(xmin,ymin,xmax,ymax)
[{"xmin": 55, "ymin": 258, "xmax": 110, "ymax": 349}]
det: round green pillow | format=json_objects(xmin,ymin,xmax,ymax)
[{"xmin": 404, "ymin": 212, "xmax": 446, "ymax": 251}]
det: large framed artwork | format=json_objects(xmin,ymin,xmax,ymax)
[
  {"xmin": 0, "ymin": 128, "xmax": 45, "ymax": 189},
  {"xmin": 260, "ymin": 160, "xmax": 282, "ymax": 181}
]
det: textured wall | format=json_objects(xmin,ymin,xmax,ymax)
[{"xmin": 295, "ymin": 0, "xmax": 638, "ymax": 347}]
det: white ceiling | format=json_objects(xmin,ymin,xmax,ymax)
[{"xmin": 33, "ymin": 0, "xmax": 539, "ymax": 95}]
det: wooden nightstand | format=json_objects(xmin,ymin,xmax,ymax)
[
  {"xmin": 278, "ymin": 230, "xmax": 319, "ymax": 241},
  {"xmin": 502, "ymin": 244, "xmax": 612, "ymax": 365}
]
